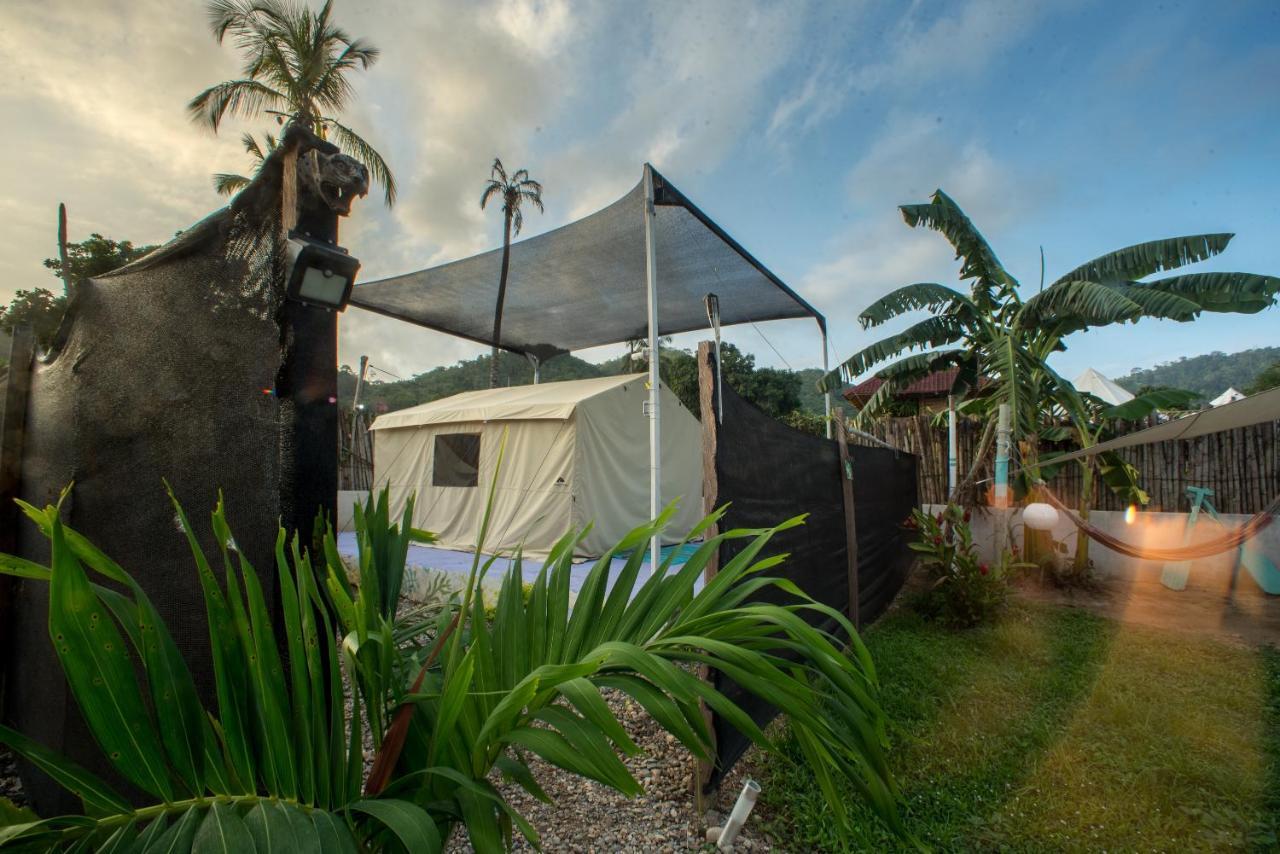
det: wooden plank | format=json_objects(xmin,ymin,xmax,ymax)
[
  {"xmin": 834, "ymin": 417, "xmax": 860, "ymax": 630},
  {"xmin": 692, "ymin": 341, "xmax": 720, "ymax": 808}
]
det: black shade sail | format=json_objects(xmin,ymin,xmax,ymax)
[{"xmin": 349, "ymin": 165, "xmax": 824, "ymax": 360}]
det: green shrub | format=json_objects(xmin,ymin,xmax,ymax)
[
  {"xmin": 906, "ymin": 505, "xmax": 1022, "ymax": 629},
  {"xmin": 0, "ymin": 471, "xmax": 909, "ymax": 850}
]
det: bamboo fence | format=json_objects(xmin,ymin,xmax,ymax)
[{"xmin": 849, "ymin": 415, "xmax": 1280, "ymax": 514}]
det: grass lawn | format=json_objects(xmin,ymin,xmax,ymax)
[{"xmin": 753, "ymin": 599, "xmax": 1280, "ymax": 852}]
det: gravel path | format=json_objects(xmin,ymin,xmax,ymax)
[
  {"xmin": 1, "ymin": 746, "xmax": 27, "ymax": 809},
  {"xmin": 444, "ymin": 688, "xmax": 772, "ymax": 853}
]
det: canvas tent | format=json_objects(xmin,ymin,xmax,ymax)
[
  {"xmin": 1073, "ymin": 367, "xmax": 1134, "ymax": 406},
  {"xmin": 369, "ymin": 374, "xmax": 703, "ymax": 557},
  {"xmin": 1211, "ymin": 387, "xmax": 1245, "ymax": 407}
]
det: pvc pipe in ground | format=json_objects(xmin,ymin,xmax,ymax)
[{"xmin": 713, "ymin": 779, "xmax": 761, "ymax": 852}]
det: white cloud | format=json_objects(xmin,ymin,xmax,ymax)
[
  {"xmin": 767, "ymin": 0, "xmax": 1057, "ymax": 147},
  {"xmin": 794, "ymin": 111, "xmax": 1056, "ymax": 377}
]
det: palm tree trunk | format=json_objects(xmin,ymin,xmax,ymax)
[{"xmin": 489, "ymin": 212, "xmax": 513, "ymax": 389}]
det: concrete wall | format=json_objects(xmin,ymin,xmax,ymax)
[{"xmin": 925, "ymin": 503, "xmax": 1280, "ymax": 589}]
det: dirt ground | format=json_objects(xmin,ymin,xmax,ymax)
[{"xmin": 1013, "ymin": 566, "xmax": 1280, "ymax": 648}]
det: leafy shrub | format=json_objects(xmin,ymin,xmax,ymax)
[
  {"xmin": 906, "ymin": 505, "xmax": 1019, "ymax": 628},
  {"xmin": 0, "ymin": 473, "xmax": 908, "ymax": 851}
]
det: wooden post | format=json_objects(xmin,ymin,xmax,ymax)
[
  {"xmin": 692, "ymin": 341, "xmax": 720, "ymax": 810},
  {"xmin": 0, "ymin": 326, "xmax": 35, "ymax": 699},
  {"xmin": 834, "ymin": 416, "xmax": 860, "ymax": 630}
]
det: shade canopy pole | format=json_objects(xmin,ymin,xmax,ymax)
[
  {"xmin": 820, "ymin": 320, "xmax": 832, "ymax": 439},
  {"xmin": 525, "ymin": 353, "xmax": 541, "ymax": 384},
  {"xmin": 643, "ymin": 164, "xmax": 662, "ymax": 573}
]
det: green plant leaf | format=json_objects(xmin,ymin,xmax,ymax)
[
  {"xmin": 347, "ymin": 799, "xmax": 442, "ymax": 854},
  {"xmin": 1051, "ymin": 233, "xmax": 1233, "ymax": 287},
  {"xmin": 46, "ymin": 510, "xmax": 174, "ymax": 801},
  {"xmin": 192, "ymin": 801, "xmax": 254, "ymax": 853},
  {"xmin": 0, "ymin": 723, "xmax": 132, "ymax": 815}
]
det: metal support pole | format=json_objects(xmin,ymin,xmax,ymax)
[
  {"xmin": 821, "ymin": 322, "xmax": 832, "ymax": 439},
  {"xmin": 947, "ymin": 394, "xmax": 958, "ymax": 499},
  {"xmin": 643, "ymin": 164, "xmax": 662, "ymax": 573},
  {"xmin": 525, "ymin": 353, "xmax": 541, "ymax": 384},
  {"xmin": 994, "ymin": 403, "xmax": 1011, "ymax": 508}
]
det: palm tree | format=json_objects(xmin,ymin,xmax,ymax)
[
  {"xmin": 480, "ymin": 159, "xmax": 544, "ymax": 388},
  {"xmin": 189, "ymin": 0, "xmax": 396, "ymax": 206},
  {"xmin": 821, "ymin": 189, "xmax": 1279, "ymax": 501},
  {"xmin": 212, "ymin": 131, "xmax": 279, "ymax": 196}
]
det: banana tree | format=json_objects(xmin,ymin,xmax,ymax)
[
  {"xmin": 0, "ymin": 475, "xmax": 907, "ymax": 850},
  {"xmin": 1044, "ymin": 385, "xmax": 1199, "ymax": 577},
  {"xmin": 820, "ymin": 189, "xmax": 1279, "ymax": 499}
]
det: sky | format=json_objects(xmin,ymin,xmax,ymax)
[{"xmin": 3, "ymin": 0, "xmax": 1278, "ymax": 387}]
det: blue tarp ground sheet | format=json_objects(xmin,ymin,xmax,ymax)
[{"xmin": 335, "ymin": 533, "xmax": 703, "ymax": 597}]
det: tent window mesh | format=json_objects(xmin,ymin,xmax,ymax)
[{"xmin": 433, "ymin": 433, "xmax": 481, "ymax": 487}]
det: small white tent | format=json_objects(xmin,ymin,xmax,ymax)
[
  {"xmin": 1210, "ymin": 387, "xmax": 1245, "ymax": 407},
  {"xmin": 1073, "ymin": 367, "xmax": 1134, "ymax": 406},
  {"xmin": 370, "ymin": 374, "xmax": 703, "ymax": 558}
]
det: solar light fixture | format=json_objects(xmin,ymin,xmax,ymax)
[{"xmin": 285, "ymin": 231, "xmax": 361, "ymax": 311}]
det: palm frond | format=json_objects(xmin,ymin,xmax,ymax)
[
  {"xmin": 846, "ymin": 349, "xmax": 968, "ymax": 427},
  {"xmin": 1110, "ymin": 282, "xmax": 1202, "ymax": 321},
  {"xmin": 899, "ymin": 189, "xmax": 1017, "ymax": 305},
  {"xmin": 1143, "ymin": 271, "xmax": 1280, "ymax": 314},
  {"xmin": 1019, "ymin": 279, "xmax": 1144, "ymax": 327},
  {"xmin": 490, "ymin": 158, "xmax": 508, "ymax": 183},
  {"xmin": 324, "ymin": 117, "xmax": 396, "ymax": 207},
  {"xmin": 480, "ymin": 181, "xmax": 503, "ymax": 210},
  {"xmin": 240, "ymin": 131, "xmax": 264, "ymax": 159},
  {"xmin": 1050, "ymin": 234, "xmax": 1233, "ymax": 287},
  {"xmin": 819, "ymin": 316, "xmax": 966, "ymax": 391},
  {"xmin": 213, "ymin": 173, "xmax": 253, "ymax": 196},
  {"xmin": 858, "ymin": 283, "xmax": 975, "ymax": 329},
  {"xmin": 187, "ymin": 79, "xmax": 288, "ymax": 131},
  {"xmin": 1099, "ymin": 387, "xmax": 1198, "ymax": 421}
]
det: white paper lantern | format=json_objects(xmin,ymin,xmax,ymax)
[{"xmin": 1022, "ymin": 502, "xmax": 1059, "ymax": 531}]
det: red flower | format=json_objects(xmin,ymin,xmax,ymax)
[
  {"xmin": 979, "ymin": 563, "xmax": 989, "ymax": 575},
  {"xmin": 935, "ymin": 513, "xmax": 944, "ymax": 523},
  {"xmin": 932, "ymin": 535, "xmax": 943, "ymax": 545},
  {"xmin": 963, "ymin": 510, "xmax": 972, "ymax": 522}
]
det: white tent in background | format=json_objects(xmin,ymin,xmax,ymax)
[
  {"xmin": 369, "ymin": 374, "xmax": 703, "ymax": 558},
  {"xmin": 1073, "ymin": 367, "xmax": 1135, "ymax": 406},
  {"xmin": 1210, "ymin": 387, "xmax": 1245, "ymax": 407}
]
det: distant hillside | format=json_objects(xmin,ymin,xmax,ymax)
[
  {"xmin": 1114, "ymin": 347, "xmax": 1280, "ymax": 400},
  {"xmin": 794, "ymin": 367, "xmax": 853, "ymax": 417},
  {"xmin": 340, "ymin": 352, "xmax": 607, "ymax": 411},
  {"xmin": 341, "ymin": 350, "xmax": 846, "ymax": 417}
]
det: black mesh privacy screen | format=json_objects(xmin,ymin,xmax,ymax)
[{"xmin": 702, "ymin": 353, "xmax": 918, "ymax": 790}]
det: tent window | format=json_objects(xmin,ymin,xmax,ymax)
[{"xmin": 433, "ymin": 433, "xmax": 481, "ymax": 487}]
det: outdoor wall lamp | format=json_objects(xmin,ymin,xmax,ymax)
[
  {"xmin": 286, "ymin": 231, "xmax": 361, "ymax": 311},
  {"xmin": 1022, "ymin": 502, "xmax": 1060, "ymax": 531}
]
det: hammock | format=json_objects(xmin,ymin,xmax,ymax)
[{"xmin": 1037, "ymin": 485, "xmax": 1280, "ymax": 562}]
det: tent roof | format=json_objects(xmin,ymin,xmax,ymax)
[
  {"xmin": 349, "ymin": 165, "xmax": 824, "ymax": 360},
  {"xmin": 1210, "ymin": 387, "xmax": 1245, "ymax": 407},
  {"xmin": 1073, "ymin": 367, "xmax": 1134, "ymax": 406},
  {"xmin": 370, "ymin": 373, "xmax": 648, "ymax": 430},
  {"xmin": 1047, "ymin": 385, "xmax": 1280, "ymax": 466}
]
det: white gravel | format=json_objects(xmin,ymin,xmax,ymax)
[{"xmin": 443, "ymin": 687, "xmax": 773, "ymax": 853}]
